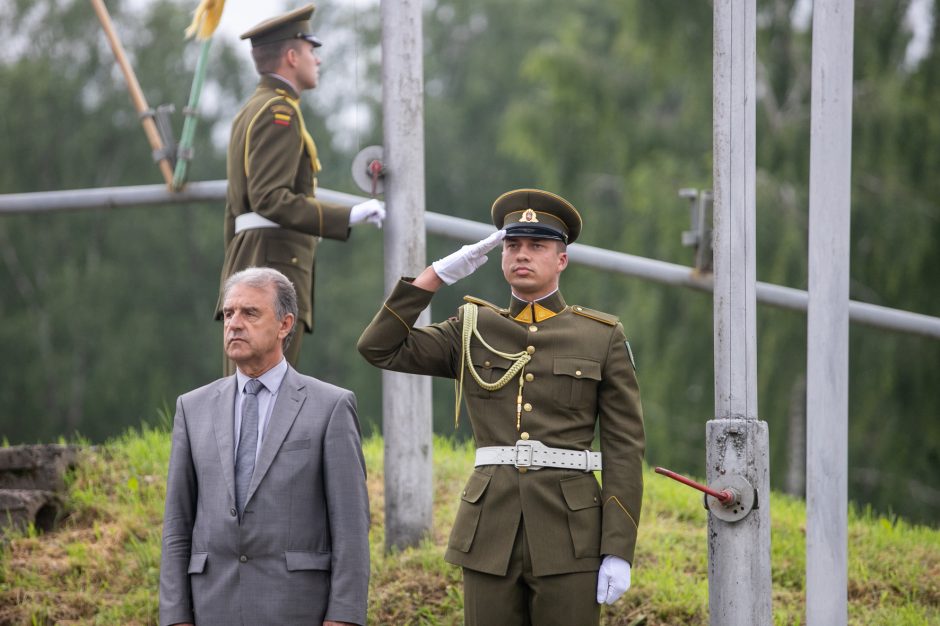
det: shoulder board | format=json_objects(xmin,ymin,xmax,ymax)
[
  {"xmin": 571, "ymin": 305, "xmax": 619, "ymax": 326},
  {"xmin": 463, "ymin": 295, "xmax": 508, "ymax": 315}
]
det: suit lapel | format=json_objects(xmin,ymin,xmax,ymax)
[
  {"xmin": 246, "ymin": 367, "xmax": 306, "ymax": 504},
  {"xmin": 212, "ymin": 377, "xmax": 238, "ymax": 505}
]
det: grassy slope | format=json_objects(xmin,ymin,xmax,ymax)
[{"xmin": 0, "ymin": 426, "xmax": 937, "ymax": 625}]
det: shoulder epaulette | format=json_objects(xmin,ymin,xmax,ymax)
[
  {"xmin": 463, "ymin": 295, "xmax": 508, "ymax": 315},
  {"xmin": 571, "ymin": 305, "xmax": 619, "ymax": 326}
]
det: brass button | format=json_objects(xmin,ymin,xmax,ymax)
[
  {"xmin": 526, "ymin": 345, "xmax": 535, "ymax": 354},
  {"xmin": 593, "ymin": 496, "xmax": 598, "ymax": 503},
  {"xmin": 520, "ymin": 432, "xmax": 530, "ymax": 440},
  {"xmin": 462, "ymin": 490, "xmax": 467, "ymax": 496},
  {"xmin": 291, "ymin": 256, "xmax": 298, "ymax": 264},
  {"xmin": 523, "ymin": 403, "xmax": 533, "ymax": 412},
  {"xmin": 484, "ymin": 360, "xmax": 491, "ymax": 367},
  {"xmin": 519, "ymin": 467, "xmax": 528, "ymax": 474},
  {"xmin": 576, "ymin": 306, "xmax": 583, "ymax": 311},
  {"xmin": 575, "ymin": 370, "xmax": 582, "ymax": 377},
  {"xmin": 525, "ymin": 373, "xmax": 534, "ymax": 382},
  {"xmin": 529, "ymin": 325, "xmax": 538, "ymax": 332}
]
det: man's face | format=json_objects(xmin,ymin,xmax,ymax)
[
  {"xmin": 501, "ymin": 237, "xmax": 568, "ymax": 300},
  {"xmin": 222, "ymin": 283, "xmax": 293, "ymax": 373},
  {"xmin": 294, "ymin": 42, "xmax": 321, "ymax": 90}
]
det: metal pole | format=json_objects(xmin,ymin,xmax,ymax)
[
  {"xmin": 379, "ymin": 0, "xmax": 433, "ymax": 551},
  {"xmin": 3, "ymin": 183, "xmax": 940, "ymax": 339},
  {"xmin": 709, "ymin": 1, "xmax": 772, "ymax": 623},
  {"xmin": 807, "ymin": 1, "xmax": 854, "ymax": 623}
]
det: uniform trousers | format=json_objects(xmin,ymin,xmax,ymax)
[{"xmin": 463, "ymin": 515, "xmax": 600, "ymax": 626}]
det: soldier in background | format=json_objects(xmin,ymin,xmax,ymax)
[
  {"xmin": 358, "ymin": 189, "xmax": 645, "ymax": 625},
  {"xmin": 217, "ymin": 4, "xmax": 384, "ymax": 374}
]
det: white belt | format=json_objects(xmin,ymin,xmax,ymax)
[
  {"xmin": 474, "ymin": 439, "xmax": 602, "ymax": 472},
  {"xmin": 235, "ymin": 212, "xmax": 281, "ymax": 233}
]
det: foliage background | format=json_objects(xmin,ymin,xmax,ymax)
[{"xmin": 0, "ymin": 0, "xmax": 937, "ymax": 525}]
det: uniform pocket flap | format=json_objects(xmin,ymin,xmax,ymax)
[
  {"xmin": 284, "ymin": 550, "xmax": 332, "ymax": 571},
  {"xmin": 553, "ymin": 357, "xmax": 602, "ymax": 381},
  {"xmin": 265, "ymin": 236, "xmax": 313, "ymax": 267},
  {"xmin": 560, "ymin": 475, "xmax": 602, "ymax": 511},
  {"xmin": 188, "ymin": 552, "xmax": 208, "ymax": 574},
  {"xmin": 461, "ymin": 470, "xmax": 492, "ymax": 504},
  {"xmin": 469, "ymin": 346, "xmax": 514, "ymax": 371}
]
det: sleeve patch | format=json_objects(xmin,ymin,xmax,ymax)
[{"xmin": 273, "ymin": 113, "xmax": 292, "ymax": 127}]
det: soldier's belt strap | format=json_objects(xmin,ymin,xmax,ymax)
[
  {"xmin": 474, "ymin": 439, "xmax": 602, "ymax": 472},
  {"xmin": 235, "ymin": 212, "xmax": 281, "ymax": 233}
]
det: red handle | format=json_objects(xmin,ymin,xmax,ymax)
[{"xmin": 654, "ymin": 466, "xmax": 734, "ymax": 503}]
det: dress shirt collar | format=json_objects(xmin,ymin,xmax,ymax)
[
  {"xmin": 260, "ymin": 73, "xmax": 300, "ymax": 99},
  {"xmin": 236, "ymin": 358, "xmax": 289, "ymax": 396}
]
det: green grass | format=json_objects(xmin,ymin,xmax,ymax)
[{"xmin": 1, "ymin": 426, "xmax": 937, "ymax": 625}]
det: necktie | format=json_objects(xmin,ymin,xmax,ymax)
[{"xmin": 235, "ymin": 378, "xmax": 264, "ymax": 516}]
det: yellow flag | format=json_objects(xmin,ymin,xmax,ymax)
[{"xmin": 185, "ymin": 0, "xmax": 225, "ymax": 40}]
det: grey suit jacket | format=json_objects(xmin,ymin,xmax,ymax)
[{"xmin": 159, "ymin": 366, "xmax": 370, "ymax": 626}]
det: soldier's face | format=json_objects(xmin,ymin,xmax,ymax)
[
  {"xmin": 294, "ymin": 42, "xmax": 321, "ymax": 90},
  {"xmin": 501, "ymin": 237, "xmax": 568, "ymax": 300},
  {"xmin": 222, "ymin": 283, "xmax": 293, "ymax": 375}
]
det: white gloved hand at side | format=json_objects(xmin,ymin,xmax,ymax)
[
  {"xmin": 431, "ymin": 230, "xmax": 506, "ymax": 285},
  {"xmin": 349, "ymin": 198, "xmax": 386, "ymax": 227},
  {"xmin": 596, "ymin": 555, "xmax": 631, "ymax": 605}
]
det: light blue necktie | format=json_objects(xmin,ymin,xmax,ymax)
[{"xmin": 235, "ymin": 378, "xmax": 264, "ymax": 516}]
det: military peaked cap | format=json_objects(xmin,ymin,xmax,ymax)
[
  {"xmin": 491, "ymin": 188, "xmax": 582, "ymax": 244},
  {"xmin": 241, "ymin": 4, "xmax": 322, "ymax": 48}
]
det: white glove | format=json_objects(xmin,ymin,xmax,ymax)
[
  {"xmin": 431, "ymin": 230, "xmax": 506, "ymax": 285},
  {"xmin": 349, "ymin": 198, "xmax": 386, "ymax": 227},
  {"xmin": 596, "ymin": 555, "xmax": 631, "ymax": 605}
]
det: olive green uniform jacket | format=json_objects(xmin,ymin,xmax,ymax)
[
  {"xmin": 216, "ymin": 75, "xmax": 351, "ymax": 333},
  {"xmin": 358, "ymin": 279, "xmax": 645, "ymax": 576}
]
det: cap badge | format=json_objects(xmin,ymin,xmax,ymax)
[{"xmin": 520, "ymin": 209, "xmax": 539, "ymax": 223}]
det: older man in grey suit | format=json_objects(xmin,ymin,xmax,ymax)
[{"xmin": 159, "ymin": 267, "xmax": 370, "ymax": 626}]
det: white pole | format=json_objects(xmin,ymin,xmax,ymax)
[
  {"xmin": 709, "ymin": 1, "xmax": 772, "ymax": 623},
  {"xmin": 806, "ymin": 1, "xmax": 854, "ymax": 623},
  {"xmin": 380, "ymin": 0, "xmax": 433, "ymax": 551}
]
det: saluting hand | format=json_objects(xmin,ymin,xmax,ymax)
[
  {"xmin": 431, "ymin": 229, "xmax": 506, "ymax": 285},
  {"xmin": 596, "ymin": 555, "xmax": 632, "ymax": 605},
  {"xmin": 350, "ymin": 198, "xmax": 386, "ymax": 228}
]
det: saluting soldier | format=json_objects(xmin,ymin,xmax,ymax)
[
  {"xmin": 357, "ymin": 189, "xmax": 645, "ymax": 625},
  {"xmin": 217, "ymin": 4, "xmax": 385, "ymax": 374}
]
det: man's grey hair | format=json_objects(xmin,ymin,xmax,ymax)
[{"xmin": 223, "ymin": 267, "xmax": 299, "ymax": 348}]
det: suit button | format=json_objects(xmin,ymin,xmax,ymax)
[
  {"xmin": 525, "ymin": 373, "xmax": 534, "ymax": 382},
  {"xmin": 520, "ymin": 432, "xmax": 530, "ymax": 440},
  {"xmin": 291, "ymin": 256, "xmax": 298, "ymax": 264},
  {"xmin": 529, "ymin": 325, "xmax": 538, "ymax": 332},
  {"xmin": 239, "ymin": 555, "xmax": 248, "ymax": 563},
  {"xmin": 230, "ymin": 508, "xmax": 237, "ymax": 517},
  {"xmin": 523, "ymin": 403, "xmax": 533, "ymax": 412},
  {"xmin": 484, "ymin": 360, "xmax": 491, "ymax": 367},
  {"xmin": 575, "ymin": 370, "xmax": 582, "ymax": 376},
  {"xmin": 526, "ymin": 345, "xmax": 535, "ymax": 354},
  {"xmin": 518, "ymin": 467, "xmax": 528, "ymax": 474}
]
